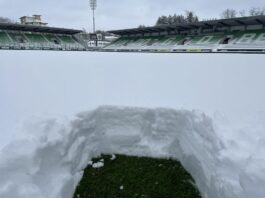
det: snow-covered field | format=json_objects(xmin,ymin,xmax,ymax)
[{"xmin": 1, "ymin": 51, "xmax": 265, "ymax": 198}]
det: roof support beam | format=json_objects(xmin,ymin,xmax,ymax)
[
  {"xmin": 189, "ymin": 25, "xmax": 200, "ymax": 29},
  {"xmin": 203, "ymin": 23, "xmax": 213, "ymax": 28},
  {"xmin": 235, "ymin": 20, "xmax": 246, "ymax": 25},
  {"xmin": 218, "ymin": 22, "xmax": 230, "ymax": 27},
  {"xmin": 235, "ymin": 20, "xmax": 247, "ymax": 30},
  {"xmin": 256, "ymin": 19, "xmax": 265, "ymax": 26},
  {"xmin": 175, "ymin": 25, "xmax": 191, "ymax": 31}
]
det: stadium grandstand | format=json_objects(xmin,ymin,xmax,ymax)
[
  {"xmin": 105, "ymin": 15, "xmax": 265, "ymax": 53},
  {"xmin": 0, "ymin": 15, "xmax": 86, "ymax": 51}
]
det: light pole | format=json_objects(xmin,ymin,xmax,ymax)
[{"xmin": 90, "ymin": 0, "xmax": 97, "ymax": 33}]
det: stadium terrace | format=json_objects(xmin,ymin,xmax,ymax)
[
  {"xmin": 105, "ymin": 15, "xmax": 265, "ymax": 53},
  {"xmin": 0, "ymin": 20, "xmax": 87, "ymax": 51}
]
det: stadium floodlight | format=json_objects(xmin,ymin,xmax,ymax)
[{"xmin": 90, "ymin": 0, "xmax": 97, "ymax": 33}]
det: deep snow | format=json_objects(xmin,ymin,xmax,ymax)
[
  {"xmin": 0, "ymin": 106, "xmax": 222, "ymax": 198},
  {"xmin": 1, "ymin": 51, "xmax": 265, "ymax": 198}
]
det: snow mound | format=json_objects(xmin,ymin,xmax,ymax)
[{"xmin": 0, "ymin": 106, "xmax": 263, "ymax": 198}]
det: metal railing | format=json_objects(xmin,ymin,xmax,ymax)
[{"xmin": 0, "ymin": 41, "xmax": 86, "ymax": 51}]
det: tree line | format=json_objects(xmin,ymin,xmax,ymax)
[
  {"xmin": 155, "ymin": 7, "xmax": 265, "ymax": 26},
  {"xmin": 221, "ymin": 7, "xmax": 265, "ymax": 19},
  {"xmin": 155, "ymin": 11, "xmax": 199, "ymax": 26}
]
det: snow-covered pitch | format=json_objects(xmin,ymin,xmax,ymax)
[{"xmin": 0, "ymin": 51, "xmax": 265, "ymax": 198}]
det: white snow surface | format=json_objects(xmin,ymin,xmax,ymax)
[
  {"xmin": 92, "ymin": 161, "xmax": 104, "ymax": 169},
  {"xmin": 110, "ymin": 154, "xmax": 116, "ymax": 160},
  {"xmin": 1, "ymin": 51, "xmax": 265, "ymax": 198}
]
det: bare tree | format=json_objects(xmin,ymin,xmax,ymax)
[
  {"xmin": 0, "ymin": 17, "xmax": 12, "ymax": 23},
  {"xmin": 221, "ymin": 9, "xmax": 237, "ymax": 19},
  {"xmin": 239, "ymin": 10, "xmax": 246, "ymax": 17},
  {"xmin": 138, "ymin": 25, "xmax": 146, "ymax": 28},
  {"xmin": 249, "ymin": 7, "xmax": 265, "ymax": 16}
]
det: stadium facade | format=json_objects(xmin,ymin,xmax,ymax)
[{"xmin": 105, "ymin": 16, "xmax": 265, "ymax": 53}]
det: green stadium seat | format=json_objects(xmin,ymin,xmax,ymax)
[
  {"xmin": 57, "ymin": 35, "xmax": 77, "ymax": 44},
  {"xmin": 8, "ymin": 32, "xmax": 28, "ymax": 43},
  {"xmin": 0, "ymin": 32, "xmax": 11, "ymax": 43},
  {"xmin": 25, "ymin": 33, "xmax": 48, "ymax": 43}
]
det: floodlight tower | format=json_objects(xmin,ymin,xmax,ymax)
[{"xmin": 90, "ymin": 0, "xmax": 97, "ymax": 33}]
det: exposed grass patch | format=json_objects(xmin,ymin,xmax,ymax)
[{"xmin": 74, "ymin": 154, "xmax": 201, "ymax": 198}]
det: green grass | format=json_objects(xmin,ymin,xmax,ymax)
[{"xmin": 73, "ymin": 154, "xmax": 201, "ymax": 198}]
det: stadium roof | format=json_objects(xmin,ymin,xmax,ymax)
[
  {"xmin": 108, "ymin": 15, "xmax": 265, "ymax": 36},
  {"xmin": 0, "ymin": 23, "xmax": 83, "ymax": 35}
]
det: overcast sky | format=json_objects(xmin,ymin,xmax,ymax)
[{"xmin": 0, "ymin": 0, "xmax": 264, "ymax": 31}]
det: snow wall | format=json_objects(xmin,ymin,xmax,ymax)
[
  {"xmin": 1, "ymin": 51, "xmax": 265, "ymax": 198},
  {"xmin": 0, "ymin": 106, "xmax": 221, "ymax": 198}
]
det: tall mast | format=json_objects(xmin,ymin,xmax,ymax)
[{"xmin": 90, "ymin": 0, "xmax": 97, "ymax": 33}]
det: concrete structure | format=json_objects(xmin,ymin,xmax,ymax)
[
  {"xmin": 105, "ymin": 16, "xmax": 265, "ymax": 53},
  {"xmin": 20, "ymin": 15, "xmax": 48, "ymax": 26}
]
